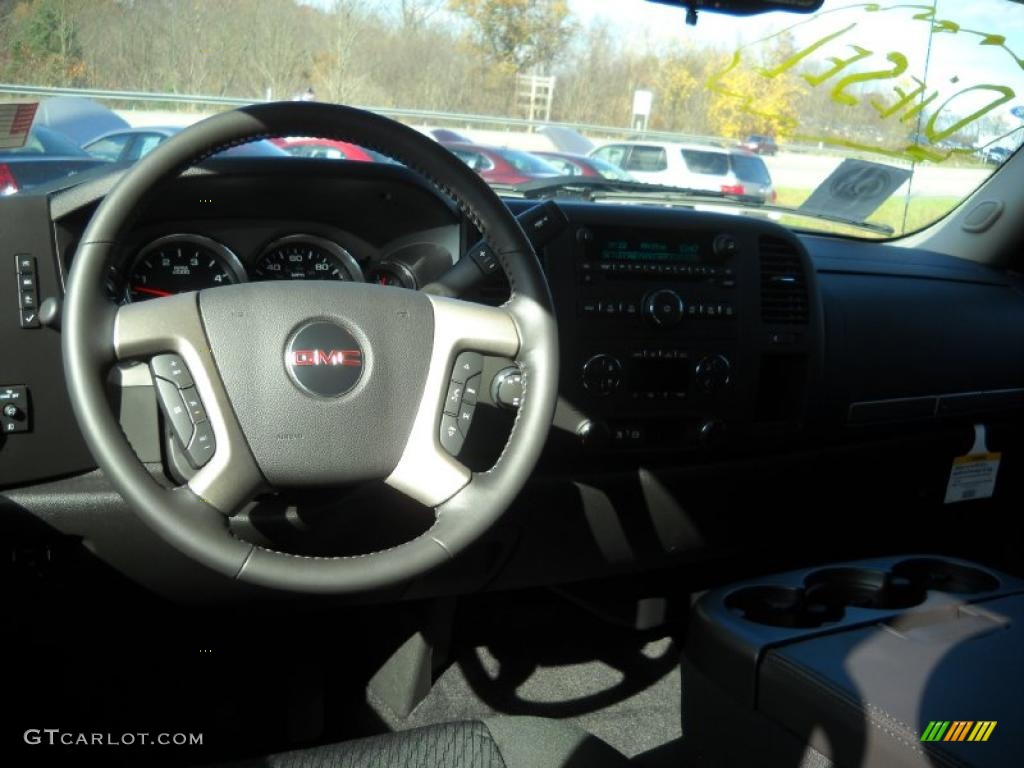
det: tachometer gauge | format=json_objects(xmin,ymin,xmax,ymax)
[
  {"xmin": 253, "ymin": 235, "xmax": 362, "ymax": 282},
  {"xmin": 126, "ymin": 234, "xmax": 245, "ymax": 302}
]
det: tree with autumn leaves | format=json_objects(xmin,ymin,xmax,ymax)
[
  {"xmin": 0, "ymin": 0, "xmax": 86, "ymax": 87},
  {"xmin": 703, "ymin": 33, "xmax": 807, "ymax": 140},
  {"xmin": 450, "ymin": 0, "xmax": 575, "ymax": 74}
]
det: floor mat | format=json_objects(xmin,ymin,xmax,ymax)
[{"xmin": 368, "ymin": 593, "xmax": 684, "ymax": 764}]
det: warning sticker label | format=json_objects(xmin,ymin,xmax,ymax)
[{"xmin": 0, "ymin": 102, "xmax": 39, "ymax": 149}]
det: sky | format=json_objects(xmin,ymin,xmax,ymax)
[
  {"xmin": 303, "ymin": 0, "xmax": 1024, "ymax": 56},
  {"xmin": 570, "ymin": 0, "xmax": 1024, "ymax": 137},
  {"xmin": 569, "ymin": 0, "xmax": 1024, "ymax": 47}
]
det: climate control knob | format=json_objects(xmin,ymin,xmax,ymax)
[
  {"xmin": 582, "ymin": 354, "xmax": 623, "ymax": 396},
  {"xmin": 695, "ymin": 354, "xmax": 731, "ymax": 393},
  {"xmin": 698, "ymin": 419, "xmax": 728, "ymax": 450},
  {"xmin": 644, "ymin": 289, "xmax": 685, "ymax": 327}
]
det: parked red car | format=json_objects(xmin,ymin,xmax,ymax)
[
  {"xmin": 441, "ymin": 142, "xmax": 561, "ymax": 185},
  {"xmin": 532, "ymin": 151, "xmax": 635, "ymax": 181},
  {"xmin": 738, "ymin": 134, "xmax": 779, "ymax": 156},
  {"xmin": 271, "ymin": 137, "xmax": 391, "ymax": 162}
]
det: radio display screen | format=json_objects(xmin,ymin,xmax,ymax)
[{"xmin": 596, "ymin": 230, "xmax": 709, "ymax": 263}]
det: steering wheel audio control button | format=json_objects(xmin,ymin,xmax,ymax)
[
  {"xmin": 491, "ymin": 367, "xmax": 523, "ymax": 409},
  {"xmin": 452, "ymin": 351, "xmax": 483, "ymax": 383},
  {"xmin": 154, "ymin": 378, "xmax": 195, "ymax": 448},
  {"xmin": 439, "ymin": 414, "xmax": 464, "ymax": 456},
  {"xmin": 187, "ymin": 421, "xmax": 216, "ymax": 467},
  {"xmin": 151, "ymin": 353, "xmax": 194, "ymax": 388}
]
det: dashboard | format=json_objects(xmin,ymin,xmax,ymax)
[{"xmin": 2, "ymin": 157, "xmax": 1024, "ymax": 601}]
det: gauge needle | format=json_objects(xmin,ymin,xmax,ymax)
[{"xmin": 132, "ymin": 285, "xmax": 173, "ymax": 297}]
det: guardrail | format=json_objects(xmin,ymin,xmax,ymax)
[
  {"xmin": 0, "ymin": 83, "xmax": 255, "ymax": 108},
  {"xmin": 0, "ymin": 82, "xmax": 730, "ymax": 147}
]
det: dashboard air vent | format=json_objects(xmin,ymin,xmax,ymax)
[{"xmin": 760, "ymin": 236, "xmax": 809, "ymax": 325}]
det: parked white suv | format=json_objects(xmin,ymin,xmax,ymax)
[{"xmin": 590, "ymin": 141, "xmax": 776, "ymax": 203}]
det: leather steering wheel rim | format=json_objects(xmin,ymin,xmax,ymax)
[{"xmin": 62, "ymin": 102, "xmax": 559, "ymax": 594}]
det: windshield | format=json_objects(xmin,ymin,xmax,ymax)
[{"xmin": 1, "ymin": 0, "xmax": 1022, "ymax": 238}]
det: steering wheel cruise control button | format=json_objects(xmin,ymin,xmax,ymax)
[
  {"xmin": 457, "ymin": 402, "xmax": 476, "ymax": 436},
  {"xmin": 187, "ymin": 421, "xmax": 216, "ymax": 467},
  {"xmin": 452, "ymin": 351, "xmax": 483, "ymax": 383},
  {"xmin": 463, "ymin": 374, "xmax": 481, "ymax": 405},
  {"xmin": 154, "ymin": 377, "xmax": 195, "ymax": 448},
  {"xmin": 151, "ymin": 353, "xmax": 194, "ymax": 388},
  {"xmin": 444, "ymin": 380, "xmax": 464, "ymax": 416},
  {"xmin": 179, "ymin": 387, "xmax": 208, "ymax": 423}
]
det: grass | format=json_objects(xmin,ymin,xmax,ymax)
[{"xmin": 774, "ymin": 187, "xmax": 962, "ymax": 239}]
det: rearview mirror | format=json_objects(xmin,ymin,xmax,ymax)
[{"xmin": 647, "ymin": 0, "xmax": 824, "ymax": 18}]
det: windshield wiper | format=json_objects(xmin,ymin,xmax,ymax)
[
  {"xmin": 493, "ymin": 176, "xmax": 726, "ymax": 201},
  {"xmin": 494, "ymin": 176, "xmax": 894, "ymax": 236}
]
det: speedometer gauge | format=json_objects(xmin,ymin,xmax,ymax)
[
  {"xmin": 126, "ymin": 234, "xmax": 245, "ymax": 302},
  {"xmin": 253, "ymin": 235, "xmax": 362, "ymax": 282}
]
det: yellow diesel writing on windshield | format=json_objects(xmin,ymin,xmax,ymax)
[{"xmin": 708, "ymin": 2, "xmax": 1021, "ymax": 163}]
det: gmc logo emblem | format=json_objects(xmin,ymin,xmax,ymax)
[
  {"xmin": 291, "ymin": 349, "xmax": 362, "ymax": 367},
  {"xmin": 287, "ymin": 322, "xmax": 364, "ymax": 397}
]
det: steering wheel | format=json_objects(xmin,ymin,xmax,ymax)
[{"xmin": 62, "ymin": 103, "xmax": 559, "ymax": 593}]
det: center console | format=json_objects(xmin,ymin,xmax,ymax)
[
  {"xmin": 537, "ymin": 203, "xmax": 823, "ymax": 455},
  {"xmin": 683, "ymin": 555, "xmax": 1024, "ymax": 768}
]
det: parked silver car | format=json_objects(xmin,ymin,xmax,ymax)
[{"xmin": 590, "ymin": 141, "xmax": 776, "ymax": 203}]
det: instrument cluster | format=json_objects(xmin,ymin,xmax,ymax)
[{"xmin": 113, "ymin": 230, "xmax": 438, "ymax": 303}]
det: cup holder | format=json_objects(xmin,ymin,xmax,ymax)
[
  {"xmin": 724, "ymin": 558, "xmax": 1002, "ymax": 629},
  {"xmin": 804, "ymin": 567, "xmax": 927, "ymax": 610},
  {"xmin": 726, "ymin": 586, "xmax": 844, "ymax": 628},
  {"xmin": 892, "ymin": 558, "xmax": 999, "ymax": 594}
]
